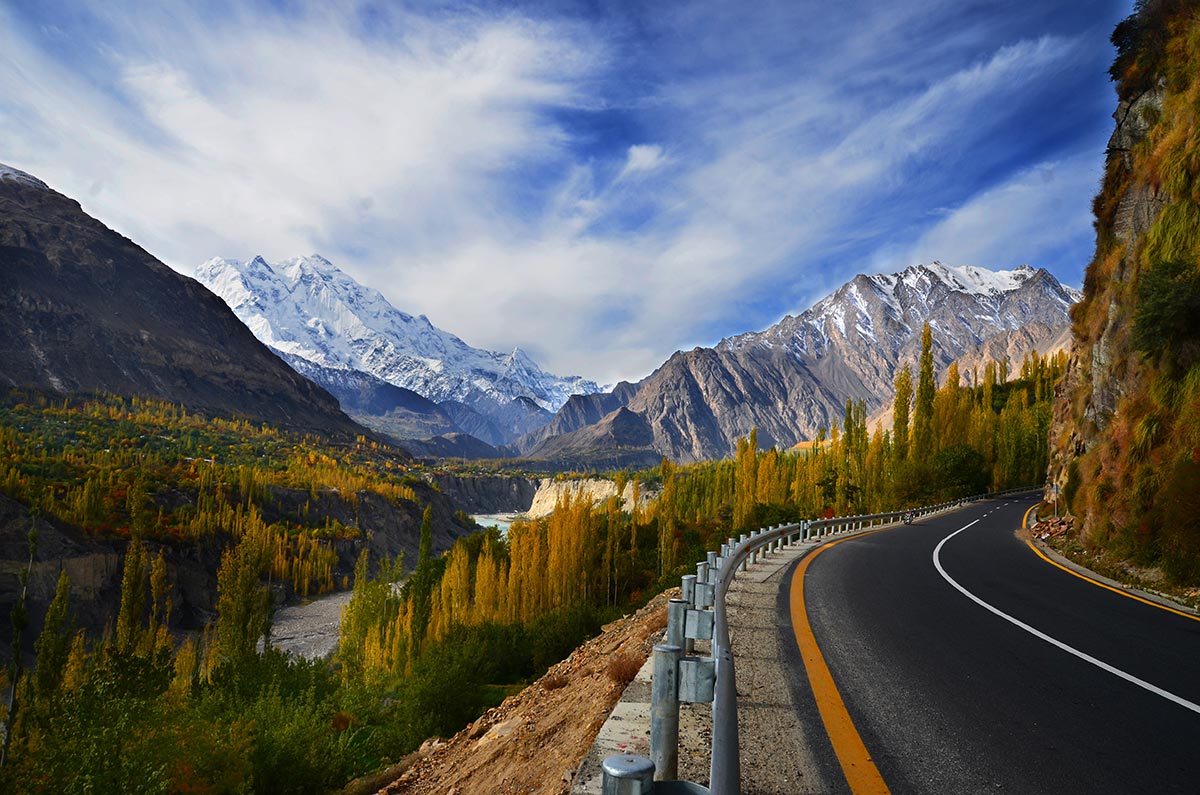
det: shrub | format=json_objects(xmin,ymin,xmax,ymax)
[
  {"xmin": 1133, "ymin": 259, "xmax": 1200, "ymax": 371},
  {"xmin": 605, "ymin": 652, "xmax": 643, "ymax": 685}
]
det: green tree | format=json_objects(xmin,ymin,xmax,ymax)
[
  {"xmin": 1133, "ymin": 259, "xmax": 1200, "ymax": 372},
  {"xmin": 410, "ymin": 505, "xmax": 436, "ymax": 651},
  {"xmin": 115, "ymin": 540, "xmax": 147, "ymax": 654},
  {"xmin": 33, "ymin": 569, "xmax": 74, "ymax": 699},
  {"xmin": 893, "ymin": 365, "xmax": 913, "ymax": 463},
  {"xmin": 931, "ymin": 445, "xmax": 990, "ymax": 498},
  {"xmin": 912, "ymin": 323, "xmax": 936, "ymax": 464},
  {"xmin": 215, "ymin": 534, "xmax": 270, "ymax": 666}
]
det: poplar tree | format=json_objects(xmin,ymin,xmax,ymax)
[
  {"xmin": 115, "ymin": 540, "xmax": 147, "ymax": 653},
  {"xmin": 410, "ymin": 505, "xmax": 436, "ymax": 649},
  {"xmin": 912, "ymin": 323, "xmax": 937, "ymax": 464},
  {"xmin": 214, "ymin": 533, "xmax": 270, "ymax": 666},
  {"xmin": 33, "ymin": 569, "xmax": 73, "ymax": 699},
  {"xmin": 893, "ymin": 365, "xmax": 913, "ymax": 462}
]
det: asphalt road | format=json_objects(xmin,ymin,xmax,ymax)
[{"xmin": 781, "ymin": 495, "xmax": 1200, "ymax": 794}]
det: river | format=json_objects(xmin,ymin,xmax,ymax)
[{"xmin": 472, "ymin": 512, "xmax": 521, "ymax": 535}]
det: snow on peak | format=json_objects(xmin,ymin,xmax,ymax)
[
  {"xmin": 894, "ymin": 261, "xmax": 1038, "ymax": 298},
  {"xmin": 195, "ymin": 254, "xmax": 600, "ymax": 411},
  {"xmin": 0, "ymin": 163, "xmax": 50, "ymax": 190},
  {"xmin": 723, "ymin": 260, "xmax": 1078, "ymax": 364}
]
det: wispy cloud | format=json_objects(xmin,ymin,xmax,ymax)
[
  {"xmin": 616, "ymin": 144, "xmax": 669, "ymax": 181},
  {"xmin": 0, "ymin": 0, "xmax": 1130, "ymax": 384}
]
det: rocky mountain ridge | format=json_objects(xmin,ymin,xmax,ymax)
[
  {"xmin": 525, "ymin": 262, "xmax": 1080, "ymax": 464},
  {"xmin": 1049, "ymin": 0, "xmax": 1200, "ymax": 582},
  {"xmin": 0, "ymin": 164, "xmax": 360, "ymax": 437},
  {"xmin": 195, "ymin": 255, "xmax": 601, "ymax": 434}
]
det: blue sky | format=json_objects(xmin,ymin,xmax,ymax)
[{"xmin": 1, "ymin": 0, "xmax": 1132, "ymax": 384}]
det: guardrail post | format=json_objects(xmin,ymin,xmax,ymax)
[
  {"xmin": 681, "ymin": 575, "xmax": 698, "ymax": 653},
  {"xmin": 681, "ymin": 574, "xmax": 696, "ymax": 606},
  {"xmin": 667, "ymin": 599, "xmax": 688, "ymax": 648},
  {"xmin": 651, "ymin": 644, "xmax": 682, "ymax": 781},
  {"xmin": 602, "ymin": 754, "xmax": 655, "ymax": 795}
]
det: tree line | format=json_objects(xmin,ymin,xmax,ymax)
[{"xmin": 1, "ymin": 336, "xmax": 1063, "ymax": 792}]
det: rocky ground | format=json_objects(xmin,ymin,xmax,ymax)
[
  {"xmin": 268, "ymin": 589, "xmax": 355, "ymax": 660},
  {"xmin": 356, "ymin": 593, "xmax": 670, "ymax": 795}
]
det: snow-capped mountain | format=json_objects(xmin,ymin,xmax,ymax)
[
  {"xmin": 522, "ymin": 262, "xmax": 1081, "ymax": 464},
  {"xmin": 195, "ymin": 255, "xmax": 601, "ymax": 416},
  {"xmin": 726, "ymin": 262, "xmax": 1079, "ymax": 360},
  {"xmin": 0, "ymin": 164, "xmax": 359, "ymax": 438}
]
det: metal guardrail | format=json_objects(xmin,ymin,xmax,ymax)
[{"xmin": 602, "ymin": 486, "xmax": 1036, "ymax": 794}]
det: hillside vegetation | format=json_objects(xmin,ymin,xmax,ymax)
[
  {"xmin": 342, "ymin": 331, "xmax": 1061, "ymax": 701},
  {"xmin": 0, "ymin": 392, "xmax": 470, "ymax": 793},
  {"xmin": 1051, "ymin": 0, "xmax": 1200, "ymax": 584},
  {"xmin": 1, "ymin": 332, "xmax": 1057, "ymax": 792}
]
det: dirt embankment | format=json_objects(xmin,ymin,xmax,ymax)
[{"xmin": 357, "ymin": 593, "xmax": 670, "ymax": 795}]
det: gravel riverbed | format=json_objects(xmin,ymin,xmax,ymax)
[{"xmin": 268, "ymin": 589, "xmax": 355, "ymax": 660}]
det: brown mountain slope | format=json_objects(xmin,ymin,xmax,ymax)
[{"xmin": 0, "ymin": 166, "xmax": 361, "ymax": 436}]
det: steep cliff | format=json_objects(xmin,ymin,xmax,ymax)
[
  {"xmin": 425, "ymin": 474, "xmax": 539, "ymax": 514},
  {"xmin": 1050, "ymin": 0, "xmax": 1200, "ymax": 583},
  {"xmin": 525, "ymin": 476, "xmax": 657, "ymax": 519}
]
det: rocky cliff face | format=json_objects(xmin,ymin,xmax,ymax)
[
  {"xmin": 426, "ymin": 474, "xmax": 539, "ymax": 514},
  {"xmin": 525, "ymin": 477, "xmax": 656, "ymax": 519},
  {"xmin": 422, "ymin": 473, "xmax": 657, "ymax": 518},
  {"xmin": 1049, "ymin": 1, "xmax": 1200, "ymax": 581},
  {"xmin": 0, "ymin": 166, "xmax": 360, "ymax": 437}
]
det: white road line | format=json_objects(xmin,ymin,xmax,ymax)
[{"xmin": 933, "ymin": 521, "xmax": 1200, "ymax": 716}]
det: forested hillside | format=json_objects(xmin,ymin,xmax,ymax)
[
  {"xmin": 339, "ymin": 329, "xmax": 1060, "ymax": 737},
  {"xmin": 1050, "ymin": 0, "xmax": 1200, "ymax": 584},
  {"xmin": 1, "ymin": 331, "xmax": 1058, "ymax": 792}
]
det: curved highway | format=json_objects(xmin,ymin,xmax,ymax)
[{"xmin": 780, "ymin": 495, "xmax": 1200, "ymax": 794}]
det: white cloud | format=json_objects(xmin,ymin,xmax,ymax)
[
  {"xmin": 905, "ymin": 152, "xmax": 1102, "ymax": 284},
  {"xmin": 616, "ymin": 143, "xmax": 668, "ymax": 180},
  {"xmin": 0, "ymin": 4, "xmax": 600, "ymax": 264},
  {"xmin": 0, "ymin": 2, "xmax": 1113, "ymax": 386}
]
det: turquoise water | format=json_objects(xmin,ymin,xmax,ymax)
[{"xmin": 471, "ymin": 513, "xmax": 520, "ymax": 536}]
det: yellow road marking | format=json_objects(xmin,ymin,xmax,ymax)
[
  {"xmin": 1022, "ymin": 535, "xmax": 1200, "ymax": 623},
  {"xmin": 1021, "ymin": 503, "xmax": 1038, "ymax": 530},
  {"xmin": 790, "ymin": 530, "xmax": 892, "ymax": 794}
]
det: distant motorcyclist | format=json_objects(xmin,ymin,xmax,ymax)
[{"xmin": 903, "ymin": 510, "xmax": 914, "ymax": 524}]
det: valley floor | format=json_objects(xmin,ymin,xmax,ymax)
[{"xmin": 268, "ymin": 590, "xmax": 356, "ymax": 660}]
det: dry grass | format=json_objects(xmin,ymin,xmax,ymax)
[{"xmin": 606, "ymin": 652, "xmax": 643, "ymax": 685}]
